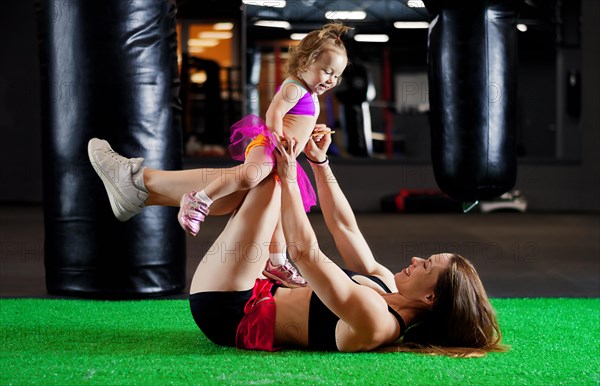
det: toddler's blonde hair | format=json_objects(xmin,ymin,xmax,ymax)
[{"xmin": 287, "ymin": 23, "xmax": 352, "ymax": 78}]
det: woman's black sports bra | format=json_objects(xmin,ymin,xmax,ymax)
[{"xmin": 307, "ymin": 269, "xmax": 406, "ymax": 351}]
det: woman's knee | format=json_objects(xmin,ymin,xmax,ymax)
[
  {"xmin": 209, "ymin": 191, "xmax": 247, "ymax": 215},
  {"xmin": 238, "ymin": 174, "xmax": 260, "ymax": 190},
  {"xmin": 238, "ymin": 163, "xmax": 273, "ymax": 190},
  {"xmin": 251, "ymin": 174, "xmax": 280, "ymax": 206}
]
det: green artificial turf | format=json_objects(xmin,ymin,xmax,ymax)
[{"xmin": 1, "ymin": 298, "xmax": 599, "ymax": 385}]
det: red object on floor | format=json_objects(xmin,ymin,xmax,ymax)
[{"xmin": 383, "ymin": 189, "xmax": 461, "ymax": 213}]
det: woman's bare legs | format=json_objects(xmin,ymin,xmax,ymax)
[
  {"xmin": 87, "ymin": 137, "xmax": 247, "ymax": 219},
  {"xmin": 190, "ymin": 175, "xmax": 281, "ymax": 293},
  {"xmin": 143, "ymin": 167, "xmax": 248, "ymax": 216}
]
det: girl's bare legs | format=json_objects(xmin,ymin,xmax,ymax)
[
  {"xmin": 269, "ymin": 218, "xmax": 286, "ymax": 257},
  {"xmin": 190, "ymin": 175, "xmax": 281, "ymax": 293}
]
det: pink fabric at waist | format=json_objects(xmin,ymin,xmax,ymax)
[{"xmin": 227, "ymin": 114, "xmax": 317, "ymax": 212}]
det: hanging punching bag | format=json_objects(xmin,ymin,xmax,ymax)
[
  {"xmin": 425, "ymin": 0, "xmax": 518, "ymax": 202},
  {"xmin": 334, "ymin": 63, "xmax": 373, "ymax": 157},
  {"xmin": 36, "ymin": 0, "xmax": 185, "ymax": 297}
]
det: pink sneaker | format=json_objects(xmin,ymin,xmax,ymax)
[
  {"xmin": 177, "ymin": 191, "xmax": 210, "ymax": 236},
  {"xmin": 263, "ymin": 259, "xmax": 307, "ymax": 288}
]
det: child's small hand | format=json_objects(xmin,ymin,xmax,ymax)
[{"xmin": 271, "ymin": 131, "xmax": 286, "ymax": 147}]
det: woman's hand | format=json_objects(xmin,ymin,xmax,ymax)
[
  {"xmin": 304, "ymin": 126, "xmax": 332, "ymax": 163},
  {"xmin": 274, "ymin": 135, "xmax": 298, "ymax": 183}
]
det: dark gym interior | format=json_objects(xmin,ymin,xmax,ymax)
[{"xmin": 0, "ymin": 0, "xmax": 598, "ymax": 299}]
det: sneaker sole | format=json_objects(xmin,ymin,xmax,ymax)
[
  {"xmin": 108, "ymin": 193, "xmax": 137, "ymax": 221},
  {"xmin": 87, "ymin": 139, "xmax": 139, "ymax": 221}
]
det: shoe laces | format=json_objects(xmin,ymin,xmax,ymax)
[
  {"xmin": 105, "ymin": 149, "xmax": 141, "ymax": 173},
  {"xmin": 184, "ymin": 194, "xmax": 209, "ymax": 214},
  {"xmin": 280, "ymin": 260, "xmax": 299, "ymax": 278}
]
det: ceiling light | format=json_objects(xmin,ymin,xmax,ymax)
[
  {"xmin": 242, "ymin": 0, "xmax": 286, "ymax": 8},
  {"xmin": 191, "ymin": 71, "xmax": 207, "ymax": 84},
  {"xmin": 188, "ymin": 38, "xmax": 220, "ymax": 47},
  {"xmin": 517, "ymin": 23, "xmax": 528, "ymax": 32},
  {"xmin": 407, "ymin": 0, "xmax": 425, "ymax": 8},
  {"xmin": 214, "ymin": 22, "xmax": 234, "ymax": 30},
  {"xmin": 290, "ymin": 33, "xmax": 308, "ymax": 40},
  {"xmin": 199, "ymin": 31, "xmax": 233, "ymax": 39},
  {"xmin": 188, "ymin": 47, "xmax": 205, "ymax": 53},
  {"xmin": 354, "ymin": 34, "xmax": 389, "ymax": 43},
  {"xmin": 253, "ymin": 20, "xmax": 291, "ymax": 29},
  {"xmin": 325, "ymin": 11, "xmax": 367, "ymax": 20},
  {"xmin": 394, "ymin": 21, "xmax": 429, "ymax": 29}
]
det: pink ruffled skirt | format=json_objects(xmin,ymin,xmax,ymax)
[{"xmin": 228, "ymin": 114, "xmax": 316, "ymax": 212}]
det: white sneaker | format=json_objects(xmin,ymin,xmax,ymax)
[{"xmin": 87, "ymin": 138, "xmax": 148, "ymax": 221}]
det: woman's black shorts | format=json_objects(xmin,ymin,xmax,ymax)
[{"xmin": 189, "ymin": 290, "xmax": 252, "ymax": 347}]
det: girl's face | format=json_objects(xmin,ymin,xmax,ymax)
[{"xmin": 300, "ymin": 48, "xmax": 347, "ymax": 95}]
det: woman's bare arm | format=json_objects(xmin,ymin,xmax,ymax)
[
  {"xmin": 276, "ymin": 138, "xmax": 394, "ymax": 351},
  {"xmin": 304, "ymin": 136, "xmax": 392, "ymax": 278}
]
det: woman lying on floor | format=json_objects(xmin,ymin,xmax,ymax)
[{"xmin": 88, "ymin": 133, "xmax": 505, "ymax": 356}]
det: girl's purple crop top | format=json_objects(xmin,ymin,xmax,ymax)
[{"xmin": 276, "ymin": 80, "xmax": 317, "ymax": 117}]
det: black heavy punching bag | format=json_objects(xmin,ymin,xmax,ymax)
[
  {"xmin": 425, "ymin": 0, "xmax": 518, "ymax": 202},
  {"xmin": 334, "ymin": 63, "xmax": 374, "ymax": 157},
  {"xmin": 36, "ymin": 0, "xmax": 185, "ymax": 297}
]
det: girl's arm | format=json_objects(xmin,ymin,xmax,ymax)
[
  {"xmin": 275, "ymin": 138, "xmax": 395, "ymax": 351},
  {"xmin": 265, "ymin": 82, "xmax": 308, "ymax": 138},
  {"xmin": 304, "ymin": 135, "xmax": 393, "ymax": 279}
]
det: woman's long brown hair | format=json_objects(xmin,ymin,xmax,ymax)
[{"xmin": 386, "ymin": 254, "xmax": 508, "ymax": 357}]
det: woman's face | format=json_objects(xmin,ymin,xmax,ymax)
[
  {"xmin": 394, "ymin": 253, "xmax": 453, "ymax": 303},
  {"xmin": 300, "ymin": 48, "xmax": 347, "ymax": 95}
]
